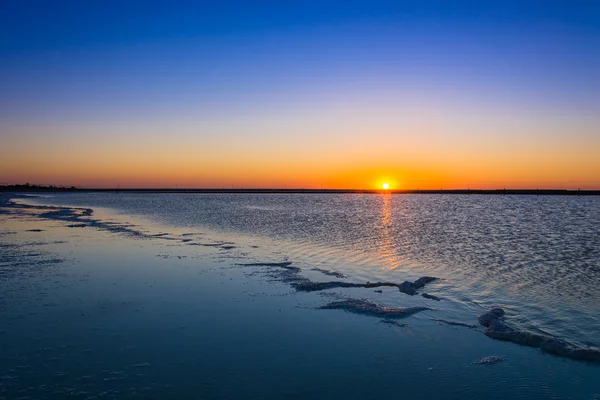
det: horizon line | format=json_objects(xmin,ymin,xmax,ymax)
[{"xmin": 2, "ymin": 185, "xmax": 600, "ymax": 196}]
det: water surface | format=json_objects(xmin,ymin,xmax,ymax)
[
  {"xmin": 2, "ymin": 193, "xmax": 600, "ymax": 399},
  {"xmin": 27, "ymin": 192, "xmax": 600, "ymax": 347}
]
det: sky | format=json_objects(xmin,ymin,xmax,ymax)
[{"xmin": 1, "ymin": 0, "xmax": 599, "ymax": 189}]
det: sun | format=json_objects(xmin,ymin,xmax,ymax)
[{"xmin": 382, "ymin": 182, "xmax": 390, "ymax": 190}]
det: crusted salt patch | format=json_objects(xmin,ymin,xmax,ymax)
[{"xmin": 319, "ymin": 298, "xmax": 431, "ymax": 319}]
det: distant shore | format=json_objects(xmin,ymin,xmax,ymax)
[{"xmin": 1, "ymin": 185, "xmax": 600, "ymax": 196}]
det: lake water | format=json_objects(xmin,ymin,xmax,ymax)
[
  {"xmin": 2, "ymin": 192, "xmax": 600, "ymax": 399},
  {"xmin": 28, "ymin": 192, "xmax": 600, "ymax": 347}
]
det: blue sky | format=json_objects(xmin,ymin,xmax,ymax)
[{"xmin": 2, "ymin": 0, "xmax": 598, "ymax": 117}]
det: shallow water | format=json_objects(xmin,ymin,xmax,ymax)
[
  {"xmin": 26, "ymin": 192, "xmax": 600, "ymax": 347},
  {"xmin": 1, "ymin": 193, "xmax": 600, "ymax": 399}
]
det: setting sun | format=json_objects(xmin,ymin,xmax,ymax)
[{"xmin": 382, "ymin": 183, "xmax": 390, "ymax": 190}]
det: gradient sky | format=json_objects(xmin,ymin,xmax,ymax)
[{"xmin": 1, "ymin": 0, "xmax": 599, "ymax": 189}]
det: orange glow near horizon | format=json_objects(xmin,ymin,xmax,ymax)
[
  {"xmin": 1, "ymin": 113, "xmax": 599, "ymax": 190},
  {"xmin": 1, "ymin": 154, "xmax": 599, "ymax": 190}
]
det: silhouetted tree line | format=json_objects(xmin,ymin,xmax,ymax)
[{"xmin": 0, "ymin": 184, "xmax": 79, "ymax": 192}]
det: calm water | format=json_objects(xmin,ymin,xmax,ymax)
[
  {"xmin": 28, "ymin": 193, "xmax": 600, "ymax": 348},
  {"xmin": 2, "ymin": 192, "xmax": 600, "ymax": 399}
]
